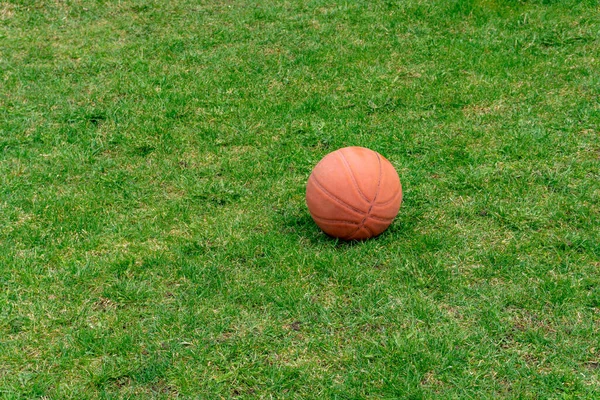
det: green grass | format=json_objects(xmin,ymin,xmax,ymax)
[{"xmin": 1, "ymin": 0, "xmax": 600, "ymax": 398}]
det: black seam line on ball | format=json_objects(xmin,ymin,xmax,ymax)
[
  {"xmin": 310, "ymin": 214, "xmax": 361, "ymax": 225},
  {"xmin": 358, "ymin": 153, "xmax": 383, "ymax": 232},
  {"xmin": 338, "ymin": 149, "xmax": 371, "ymax": 204},
  {"xmin": 375, "ymin": 186, "xmax": 402, "ymax": 207},
  {"xmin": 310, "ymin": 175, "xmax": 368, "ymax": 216}
]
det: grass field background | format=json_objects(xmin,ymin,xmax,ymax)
[{"xmin": 1, "ymin": 0, "xmax": 600, "ymax": 398}]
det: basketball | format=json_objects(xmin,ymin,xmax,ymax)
[{"xmin": 306, "ymin": 146, "xmax": 402, "ymax": 240}]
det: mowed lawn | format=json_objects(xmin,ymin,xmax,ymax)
[{"xmin": 1, "ymin": 0, "xmax": 600, "ymax": 398}]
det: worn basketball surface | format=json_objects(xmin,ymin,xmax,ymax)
[{"xmin": 306, "ymin": 146, "xmax": 402, "ymax": 240}]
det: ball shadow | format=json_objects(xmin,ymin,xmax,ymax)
[{"xmin": 277, "ymin": 205, "xmax": 377, "ymax": 248}]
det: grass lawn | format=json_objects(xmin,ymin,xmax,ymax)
[{"xmin": 1, "ymin": 0, "xmax": 600, "ymax": 398}]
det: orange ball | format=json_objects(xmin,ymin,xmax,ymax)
[{"xmin": 306, "ymin": 146, "xmax": 402, "ymax": 240}]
